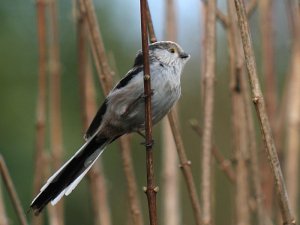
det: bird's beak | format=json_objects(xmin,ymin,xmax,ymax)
[{"xmin": 179, "ymin": 52, "xmax": 190, "ymax": 59}]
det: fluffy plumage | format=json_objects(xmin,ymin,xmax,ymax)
[{"xmin": 30, "ymin": 41, "xmax": 190, "ymax": 214}]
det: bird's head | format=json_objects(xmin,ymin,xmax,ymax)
[{"xmin": 149, "ymin": 41, "xmax": 190, "ymax": 66}]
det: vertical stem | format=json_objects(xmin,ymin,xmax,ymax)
[
  {"xmin": 285, "ymin": 0, "xmax": 300, "ymax": 220},
  {"xmin": 234, "ymin": 0, "xmax": 295, "ymax": 224},
  {"xmin": 146, "ymin": 2, "xmax": 157, "ymax": 43},
  {"xmin": 79, "ymin": 0, "xmax": 114, "ymax": 94},
  {"xmin": 258, "ymin": 0, "xmax": 277, "ymax": 215},
  {"xmin": 76, "ymin": 2, "xmax": 112, "ymax": 225},
  {"xmin": 227, "ymin": 1, "xmax": 250, "ymax": 225},
  {"xmin": 168, "ymin": 112, "xmax": 202, "ymax": 225},
  {"xmin": 33, "ymin": 1, "xmax": 47, "ymax": 224},
  {"xmin": 201, "ymin": 0, "xmax": 216, "ymax": 224},
  {"xmin": 165, "ymin": 0, "xmax": 176, "ymax": 41},
  {"xmin": 0, "ymin": 156, "xmax": 28, "ymax": 225},
  {"xmin": 119, "ymin": 137, "xmax": 144, "ymax": 225},
  {"xmin": 87, "ymin": 164, "xmax": 112, "ymax": 225},
  {"xmin": 162, "ymin": 1, "xmax": 180, "ymax": 225},
  {"xmin": 78, "ymin": 1, "xmax": 144, "ymax": 224},
  {"xmin": 259, "ymin": 0, "xmax": 276, "ymax": 124},
  {"xmin": 48, "ymin": 0, "xmax": 64, "ymax": 224},
  {"xmin": 241, "ymin": 68, "xmax": 269, "ymax": 225},
  {"xmin": 140, "ymin": 0, "xmax": 157, "ymax": 225}
]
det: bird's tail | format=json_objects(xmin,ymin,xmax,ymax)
[{"xmin": 30, "ymin": 135, "xmax": 110, "ymax": 215}]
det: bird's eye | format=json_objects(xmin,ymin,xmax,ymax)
[{"xmin": 169, "ymin": 48, "xmax": 176, "ymax": 53}]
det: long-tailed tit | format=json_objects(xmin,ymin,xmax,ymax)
[{"xmin": 30, "ymin": 41, "xmax": 190, "ymax": 214}]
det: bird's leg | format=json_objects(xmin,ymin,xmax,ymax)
[
  {"xmin": 141, "ymin": 89, "xmax": 154, "ymax": 98},
  {"xmin": 137, "ymin": 130, "xmax": 155, "ymax": 147}
]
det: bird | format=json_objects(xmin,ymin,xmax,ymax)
[{"xmin": 30, "ymin": 41, "xmax": 190, "ymax": 215}]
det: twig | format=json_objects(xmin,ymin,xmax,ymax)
[
  {"xmin": 164, "ymin": 0, "xmax": 177, "ymax": 42},
  {"xmin": 168, "ymin": 111, "xmax": 202, "ymax": 225},
  {"xmin": 227, "ymin": 1, "xmax": 266, "ymax": 223},
  {"xmin": 162, "ymin": 1, "xmax": 180, "ymax": 225},
  {"xmin": 78, "ymin": 1, "xmax": 144, "ymax": 224},
  {"xmin": 0, "ymin": 156, "xmax": 28, "ymax": 225},
  {"xmin": 190, "ymin": 120, "xmax": 236, "ymax": 183},
  {"xmin": 227, "ymin": 1, "xmax": 251, "ymax": 224},
  {"xmin": 234, "ymin": 0, "xmax": 296, "ymax": 224},
  {"xmin": 140, "ymin": 1, "xmax": 158, "ymax": 225},
  {"xmin": 76, "ymin": 3, "xmax": 112, "ymax": 225},
  {"xmin": 258, "ymin": 0, "xmax": 276, "ymax": 216},
  {"xmin": 258, "ymin": 0, "xmax": 276, "ymax": 124},
  {"xmin": 285, "ymin": 0, "xmax": 300, "ymax": 219},
  {"xmin": 241, "ymin": 66, "xmax": 269, "ymax": 225},
  {"xmin": 162, "ymin": 119, "xmax": 181, "ymax": 225},
  {"xmin": 48, "ymin": 0, "xmax": 64, "ymax": 224},
  {"xmin": 119, "ymin": 137, "xmax": 144, "ymax": 225},
  {"xmin": 0, "ymin": 180, "xmax": 9, "ymax": 225},
  {"xmin": 79, "ymin": 0, "xmax": 114, "ymax": 94},
  {"xmin": 87, "ymin": 164, "xmax": 112, "ymax": 225},
  {"xmin": 33, "ymin": 1, "xmax": 48, "ymax": 224},
  {"xmin": 146, "ymin": 2, "xmax": 157, "ymax": 43},
  {"xmin": 230, "ymin": 45, "xmax": 251, "ymax": 225},
  {"xmin": 201, "ymin": 0, "xmax": 216, "ymax": 224}
]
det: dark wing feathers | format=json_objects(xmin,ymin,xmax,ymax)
[
  {"xmin": 114, "ymin": 66, "xmax": 143, "ymax": 90},
  {"xmin": 133, "ymin": 51, "xmax": 143, "ymax": 67},
  {"xmin": 84, "ymin": 99, "xmax": 108, "ymax": 139}
]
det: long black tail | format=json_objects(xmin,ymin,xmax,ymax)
[{"xmin": 30, "ymin": 135, "xmax": 109, "ymax": 215}]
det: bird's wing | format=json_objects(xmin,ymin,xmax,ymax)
[
  {"xmin": 84, "ymin": 66, "xmax": 143, "ymax": 139},
  {"xmin": 113, "ymin": 66, "xmax": 143, "ymax": 90}
]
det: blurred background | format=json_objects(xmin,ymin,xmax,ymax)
[{"xmin": 0, "ymin": 0, "xmax": 295, "ymax": 224}]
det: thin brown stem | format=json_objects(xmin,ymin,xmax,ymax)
[
  {"xmin": 227, "ymin": 1, "xmax": 251, "ymax": 224},
  {"xmin": 79, "ymin": 0, "xmax": 114, "ymax": 94},
  {"xmin": 78, "ymin": 1, "xmax": 144, "ymax": 224},
  {"xmin": 227, "ymin": 1, "xmax": 268, "ymax": 223},
  {"xmin": 168, "ymin": 111, "xmax": 202, "ymax": 225},
  {"xmin": 140, "ymin": 0, "xmax": 158, "ymax": 224},
  {"xmin": 259, "ymin": 0, "xmax": 277, "ymax": 134},
  {"xmin": 119, "ymin": 137, "xmax": 144, "ymax": 225},
  {"xmin": 230, "ymin": 57, "xmax": 251, "ymax": 225},
  {"xmin": 146, "ymin": 2, "xmax": 157, "ymax": 43},
  {"xmin": 162, "ymin": 1, "xmax": 180, "ymax": 224},
  {"xmin": 0, "ymin": 156, "xmax": 28, "ymax": 225},
  {"xmin": 234, "ymin": 0, "xmax": 295, "ymax": 224},
  {"xmin": 33, "ymin": 1, "xmax": 48, "ymax": 224},
  {"xmin": 48, "ymin": 0, "xmax": 64, "ymax": 224},
  {"xmin": 258, "ymin": 0, "xmax": 277, "ymax": 216},
  {"xmin": 241, "ymin": 67, "xmax": 269, "ymax": 225},
  {"xmin": 87, "ymin": 164, "xmax": 112, "ymax": 225},
  {"xmin": 76, "ymin": 3, "xmax": 112, "ymax": 225},
  {"xmin": 201, "ymin": 0, "xmax": 216, "ymax": 224},
  {"xmin": 285, "ymin": 0, "xmax": 300, "ymax": 219}
]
